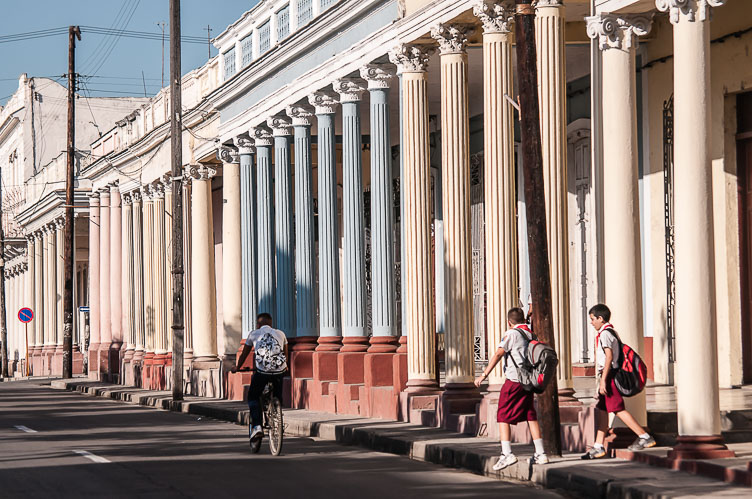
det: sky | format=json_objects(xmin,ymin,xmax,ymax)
[{"xmin": 0, "ymin": 0, "xmax": 260, "ymax": 106}]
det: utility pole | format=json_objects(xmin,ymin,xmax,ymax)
[
  {"xmin": 0, "ymin": 166, "xmax": 7, "ymax": 379},
  {"xmin": 170, "ymin": 0, "xmax": 186, "ymax": 401},
  {"xmin": 63, "ymin": 25, "xmax": 81, "ymax": 380},
  {"xmin": 514, "ymin": 1, "xmax": 562, "ymax": 456},
  {"xmin": 206, "ymin": 25, "xmax": 212, "ymax": 59}
]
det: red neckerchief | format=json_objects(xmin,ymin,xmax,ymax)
[
  {"xmin": 595, "ymin": 323, "xmax": 615, "ymax": 353},
  {"xmin": 514, "ymin": 324, "xmax": 532, "ymax": 333}
]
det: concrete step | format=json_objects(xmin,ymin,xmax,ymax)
[{"xmin": 649, "ymin": 409, "xmax": 752, "ymax": 434}]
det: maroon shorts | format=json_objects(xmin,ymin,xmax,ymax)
[
  {"xmin": 497, "ymin": 379, "xmax": 537, "ymax": 424},
  {"xmin": 595, "ymin": 373, "xmax": 626, "ymax": 413}
]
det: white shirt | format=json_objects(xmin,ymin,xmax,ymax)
[
  {"xmin": 246, "ymin": 325, "xmax": 288, "ymax": 374},
  {"xmin": 498, "ymin": 324, "xmax": 534, "ymax": 382},
  {"xmin": 595, "ymin": 323, "xmax": 621, "ymax": 374}
]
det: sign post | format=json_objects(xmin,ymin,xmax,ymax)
[{"xmin": 19, "ymin": 308, "xmax": 33, "ymax": 377}]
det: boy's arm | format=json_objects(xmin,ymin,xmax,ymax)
[
  {"xmin": 474, "ymin": 347, "xmax": 506, "ymax": 386},
  {"xmin": 599, "ymin": 347, "xmax": 613, "ymax": 395},
  {"xmin": 233, "ymin": 342, "xmax": 254, "ymax": 372}
]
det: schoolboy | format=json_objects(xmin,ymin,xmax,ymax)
[
  {"xmin": 475, "ymin": 307, "xmax": 549, "ymax": 470},
  {"xmin": 581, "ymin": 303, "xmax": 655, "ymax": 459}
]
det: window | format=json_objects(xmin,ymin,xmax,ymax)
[
  {"xmin": 277, "ymin": 5, "xmax": 290, "ymax": 41},
  {"xmin": 297, "ymin": 0, "xmax": 312, "ymax": 25},
  {"xmin": 241, "ymin": 34, "xmax": 253, "ymax": 67},
  {"xmin": 223, "ymin": 46, "xmax": 236, "ymax": 80},
  {"xmin": 321, "ymin": 0, "xmax": 336, "ymax": 9},
  {"xmin": 259, "ymin": 20, "xmax": 271, "ymax": 53}
]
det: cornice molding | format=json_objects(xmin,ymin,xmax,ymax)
[{"xmin": 586, "ymin": 13, "xmax": 653, "ymax": 50}]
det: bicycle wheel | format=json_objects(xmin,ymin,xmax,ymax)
[{"xmin": 267, "ymin": 396, "xmax": 284, "ymax": 456}]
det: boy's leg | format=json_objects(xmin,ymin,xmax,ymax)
[
  {"xmin": 499, "ymin": 422, "xmax": 512, "ymax": 455},
  {"xmin": 527, "ymin": 420, "xmax": 547, "ymax": 458},
  {"xmin": 594, "ymin": 407, "xmax": 609, "ymax": 445},
  {"xmin": 247, "ymin": 374, "xmax": 265, "ymax": 428},
  {"xmin": 615, "ymin": 409, "xmax": 648, "ymax": 436}
]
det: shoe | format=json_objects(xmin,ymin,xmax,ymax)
[
  {"xmin": 492, "ymin": 453, "xmax": 518, "ymax": 471},
  {"xmin": 627, "ymin": 435, "xmax": 656, "ymax": 451},
  {"xmin": 580, "ymin": 446, "xmax": 607, "ymax": 460},
  {"xmin": 532, "ymin": 453, "xmax": 549, "ymax": 465},
  {"xmin": 250, "ymin": 425, "xmax": 263, "ymax": 441}
]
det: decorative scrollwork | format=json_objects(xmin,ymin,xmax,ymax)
[
  {"xmin": 388, "ymin": 44, "xmax": 434, "ymax": 73},
  {"xmin": 308, "ymin": 91, "xmax": 340, "ymax": 115},
  {"xmin": 586, "ymin": 13, "xmax": 653, "ymax": 50},
  {"xmin": 333, "ymin": 78, "xmax": 367, "ymax": 103},
  {"xmin": 656, "ymin": 0, "xmax": 726, "ymax": 23},
  {"xmin": 430, "ymin": 23, "xmax": 473, "ymax": 55},
  {"xmin": 359, "ymin": 64, "xmax": 396, "ymax": 90},
  {"xmin": 473, "ymin": 0, "xmax": 514, "ymax": 34}
]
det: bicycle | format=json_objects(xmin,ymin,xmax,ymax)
[{"xmin": 242, "ymin": 369, "xmax": 284, "ymax": 456}]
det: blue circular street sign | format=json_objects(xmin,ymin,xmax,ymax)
[{"xmin": 18, "ymin": 308, "xmax": 33, "ymax": 323}]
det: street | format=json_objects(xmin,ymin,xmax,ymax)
[{"xmin": 0, "ymin": 381, "xmax": 564, "ymax": 498}]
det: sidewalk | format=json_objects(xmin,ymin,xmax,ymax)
[{"xmin": 42, "ymin": 378, "xmax": 751, "ymax": 498}]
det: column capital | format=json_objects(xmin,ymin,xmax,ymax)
[
  {"xmin": 586, "ymin": 13, "xmax": 653, "ymax": 50},
  {"xmin": 251, "ymin": 125, "xmax": 274, "ymax": 146},
  {"xmin": 109, "ymin": 182, "xmax": 120, "ymax": 193},
  {"xmin": 267, "ymin": 115, "xmax": 293, "ymax": 136},
  {"xmin": 89, "ymin": 191, "xmax": 100, "ymax": 200},
  {"xmin": 219, "ymin": 146, "xmax": 240, "ymax": 164},
  {"xmin": 151, "ymin": 181, "xmax": 166, "ymax": 199},
  {"xmin": 536, "ymin": 0, "xmax": 563, "ymax": 7},
  {"xmin": 431, "ymin": 23, "xmax": 473, "ymax": 55},
  {"xmin": 359, "ymin": 64, "xmax": 396, "ymax": 90},
  {"xmin": 99, "ymin": 188, "xmax": 111, "ymax": 200},
  {"xmin": 656, "ymin": 0, "xmax": 726, "ymax": 24},
  {"xmin": 131, "ymin": 189, "xmax": 142, "ymax": 203},
  {"xmin": 333, "ymin": 78, "xmax": 367, "ymax": 103},
  {"xmin": 235, "ymin": 136, "xmax": 254, "ymax": 155},
  {"xmin": 287, "ymin": 103, "xmax": 315, "ymax": 126},
  {"xmin": 473, "ymin": 0, "xmax": 514, "ymax": 34},
  {"xmin": 388, "ymin": 44, "xmax": 434, "ymax": 73},
  {"xmin": 188, "ymin": 164, "xmax": 217, "ymax": 181},
  {"xmin": 55, "ymin": 217, "xmax": 65, "ymax": 230},
  {"xmin": 308, "ymin": 90, "xmax": 340, "ymax": 115}
]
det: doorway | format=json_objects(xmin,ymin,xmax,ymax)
[{"xmin": 736, "ymin": 91, "xmax": 752, "ymax": 383}]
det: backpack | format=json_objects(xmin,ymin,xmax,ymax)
[
  {"xmin": 601, "ymin": 328, "xmax": 648, "ymax": 397},
  {"xmin": 506, "ymin": 328, "xmax": 559, "ymax": 394}
]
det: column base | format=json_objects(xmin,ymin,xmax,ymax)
[
  {"xmin": 558, "ymin": 387, "xmax": 581, "ymax": 406},
  {"xmin": 123, "ymin": 347, "xmax": 135, "ymax": 363},
  {"xmin": 668, "ymin": 435, "xmax": 735, "ymax": 460},
  {"xmin": 368, "ymin": 335, "xmax": 399, "ymax": 353},
  {"xmin": 443, "ymin": 381, "xmax": 480, "ymax": 396},
  {"xmin": 316, "ymin": 335, "xmax": 342, "ymax": 352},
  {"xmin": 396, "ymin": 335, "xmax": 407, "ymax": 353},
  {"xmin": 406, "ymin": 378, "xmax": 440, "ymax": 393},
  {"xmin": 341, "ymin": 336, "xmax": 369, "ymax": 353},
  {"xmin": 290, "ymin": 336, "xmax": 316, "ymax": 379}
]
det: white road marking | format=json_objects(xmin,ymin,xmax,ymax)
[
  {"xmin": 73, "ymin": 450, "xmax": 111, "ymax": 464},
  {"xmin": 14, "ymin": 425, "xmax": 37, "ymax": 433}
]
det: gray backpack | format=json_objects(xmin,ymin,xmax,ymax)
[{"xmin": 506, "ymin": 328, "xmax": 559, "ymax": 394}]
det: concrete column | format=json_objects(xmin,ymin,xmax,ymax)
[
  {"xmin": 389, "ymin": 44, "xmax": 438, "ymax": 390},
  {"xmin": 88, "ymin": 194, "xmax": 100, "ymax": 363},
  {"xmin": 131, "ymin": 191, "xmax": 145, "ymax": 361},
  {"xmin": 190, "ymin": 165, "xmax": 219, "ymax": 361},
  {"xmin": 308, "ymin": 91, "xmax": 342, "ymax": 348},
  {"xmin": 33, "ymin": 233, "xmax": 44, "ymax": 352},
  {"xmin": 236, "ymin": 138, "xmax": 257, "ymax": 338},
  {"xmin": 44, "ymin": 226, "xmax": 56, "ymax": 352},
  {"xmin": 432, "ymin": 23, "xmax": 476, "ymax": 389},
  {"xmin": 164, "ymin": 180, "xmax": 174, "ymax": 352},
  {"xmin": 182, "ymin": 181, "xmax": 194, "ymax": 359},
  {"xmin": 535, "ymin": 0, "xmax": 573, "ymax": 395},
  {"xmin": 268, "ymin": 115, "xmax": 296, "ymax": 336},
  {"xmin": 26, "ymin": 237, "xmax": 36, "ymax": 353},
  {"xmin": 587, "ymin": 12, "xmax": 653, "ymax": 426},
  {"xmin": 142, "ymin": 189, "xmax": 155, "ymax": 356},
  {"xmin": 99, "ymin": 190, "xmax": 111, "ymax": 350},
  {"xmin": 334, "ymin": 77, "xmax": 368, "ymax": 352},
  {"xmin": 110, "ymin": 185, "xmax": 123, "ymax": 356},
  {"xmin": 288, "ymin": 104, "xmax": 317, "ymax": 339},
  {"xmin": 152, "ymin": 183, "xmax": 168, "ymax": 358},
  {"xmin": 220, "ymin": 147, "xmax": 243, "ymax": 356},
  {"xmin": 252, "ymin": 126, "xmax": 276, "ymax": 318},
  {"xmin": 55, "ymin": 219, "xmax": 64, "ymax": 354},
  {"xmin": 656, "ymin": 0, "xmax": 733, "ymax": 459},
  {"xmin": 122, "ymin": 194, "xmax": 135, "ymax": 361},
  {"xmin": 474, "ymin": 0, "xmax": 517, "ymax": 387},
  {"xmin": 361, "ymin": 64, "xmax": 398, "ymax": 352}
]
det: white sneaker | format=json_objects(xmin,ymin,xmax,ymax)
[
  {"xmin": 492, "ymin": 453, "xmax": 518, "ymax": 471},
  {"xmin": 250, "ymin": 425, "xmax": 263, "ymax": 441},
  {"xmin": 532, "ymin": 453, "xmax": 549, "ymax": 465}
]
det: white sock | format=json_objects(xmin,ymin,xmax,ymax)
[
  {"xmin": 593, "ymin": 442, "xmax": 605, "ymax": 450},
  {"xmin": 533, "ymin": 438, "xmax": 545, "ymax": 455},
  {"xmin": 501, "ymin": 441, "xmax": 512, "ymax": 456},
  {"xmin": 639, "ymin": 433, "xmax": 650, "ymax": 440}
]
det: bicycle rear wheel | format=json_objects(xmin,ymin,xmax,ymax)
[{"xmin": 267, "ymin": 396, "xmax": 283, "ymax": 456}]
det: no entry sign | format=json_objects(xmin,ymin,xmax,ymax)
[{"xmin": 18, "ymin": 308, "xmax": 33, "ymax": 323}]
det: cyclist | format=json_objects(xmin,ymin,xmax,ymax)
[{"xmin": 231, "ymin": 312, "xmax": 288, "ymax": 444}]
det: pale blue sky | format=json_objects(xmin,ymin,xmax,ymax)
[{"xmin": 1, "ymin": 0, "xmax": 260, "ymax": 106}]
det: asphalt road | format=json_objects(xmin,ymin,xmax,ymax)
[{"xmin": 0, "ymin": 381, "xmax": 564, "ymax": 499}]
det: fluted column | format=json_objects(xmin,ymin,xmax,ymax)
[
  {"xmin": 252, "ymin": 126, "xmax": 275, "ymax": 318},
  {"xmin": 236, "ymin": 137, "xmax": 257, "ymax": 338},
  {"xmin": 431, "ymin": 24, "xmax": 476, "ymax": 389},
  {"xmin": 656, "ymin": 0, "xmax": 733, "ymax": 459},
  {"xmin": 587, "ymin": 11, "xmax": 653, "ymax": 427},
  {"xmin": 164, "ymin": 179, "xmax": 174, "ymax": 352},
  {"xmin": 389, "ymin": 44, "xmax": 438, "ymax": 390},
  {"xmin": 535, "ymin": 0, "xmax": 572, "ymax": 394},
  {"xmin": 309, "ymin": 91, "xmax": 342, "ymax": 349},
  {"xmin": 131, "ymin": 191, "xmax": 145, "ymax": 362},
  {"xmin": 33, "ymin": 233, "xmax": 44, "ymax": 354},
  {"xmin": 110, "ymin": 186, "xmax": 123, "ymax": 357},
  {"xmin": 190, "ymin": 165, "xmax": 218, "ymax": 361},
  {"xmin": 99, "ymin": 190, "xmax": 112, "ymax": 351},
  {"xmin": 152, "ymin": 183, "xmax": 168, "ymax": 359},
  {"xmin": 361, "ymin": 65, "xmax": 398, "ymax": 352},
  {"xmin": 44, "ymin": 226, "xmax": 56, "ymax": 354},
  {"xmin": 220, "ymin": 147, "xmax": 243, "ymax": 356},
  {"xmin": 288, "ymin": 104, "xmax": 317, "ymax": 339},
  {"xmin": 474, "ymin": 0, "xmax": 517, "ymax": 387},
  {"xmin": 268, "ymin": 115, "xmax": 296, "ymax": 336},
  {"xmin": 122, "ymin": 194, "xmax": 135, "ymax": 362},
  {"xmin": 26, "ymin": 238, "xmax": 35, "ymax": 355},
  {"xmin": 55, "ymin": 219, "xmax": 64, "ymax": 355},
  {"xmin": 182, "ymin": 180, "xmax": 194, "ymax": 360},
  {"xmin": 334, "ymin": 77, "xmax": 368, "ymax": 352},
  {"xmin": 88, "ymin": 194, "xmax": 100, "ymax": 363},
  {"xmin": 142, "ymin": 188, "xmax": 155, "ymax": 358}
]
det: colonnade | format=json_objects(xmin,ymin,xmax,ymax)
[{"xmin": 3, "ymin": 263, "xmax": 28, "ymax": 374}]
